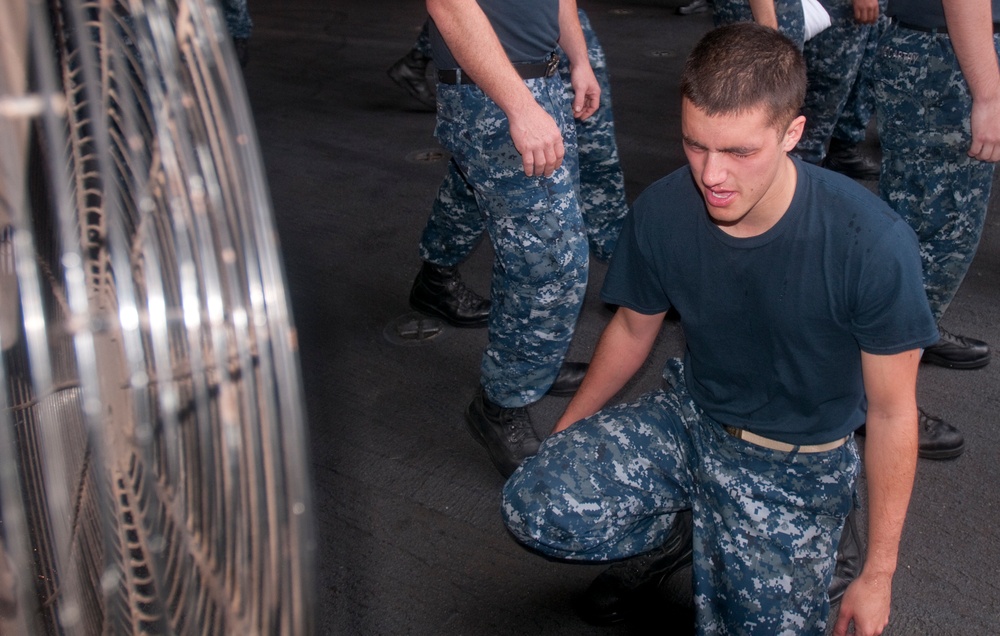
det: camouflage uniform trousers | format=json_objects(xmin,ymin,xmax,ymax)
[
  {"xmin": 567, "ymin": 9, "xmax": 629, "ymax": 262},
  {"xmin": 220, "ymin": 0, "xmax": 252, "ymax": 39},
  {"xmin": 417, "ymin": 10, "xmax": 628, "ymax": 267},
  {"xmin": 433, "ymin": 75, "xmax": 589, "ymax": 407},
  {"xmin": 830, "ymin": 6, "xmax": 887, "ymax": 146},
  {"xmin": 873, "ymin": 27, "xmax": 1000, "ymax": 321},
  {"xmin": 713, "ymin": 0, "xmax": 805, "ymax": 49},
  {"xmin": 794, "ymin": 0, "xmax": 871, "ymax": 163},
  {"xmin": 414, "ymin": 19, "xmax": 432, "ymax": 58},
  {"xmin": 502, "ymin": 359, "xmax": 860, "ymax": 635}
]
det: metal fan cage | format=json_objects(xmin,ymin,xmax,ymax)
[{"xmin": 0, "ymin": 0, "xmax": 315, "ymax": 633}]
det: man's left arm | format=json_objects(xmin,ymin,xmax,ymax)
[
  {"xmin": 833, "ymin": 349, "xmax": 921, "ymax": 636},
  {"xmin": 557, "ymin": 0, "xmax": 600, "ymax": 121},
  {"xmin": 942, "ymin": 0, "xmax": 1000, "ymax": 162}
]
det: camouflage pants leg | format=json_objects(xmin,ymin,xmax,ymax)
[
  {"xmin": 562, "ymin": 10, "xmax": 629, "ymax": 262},
  {"xmin": 419, "ymin": 10, "xmax": 626, "ymax": 267},
  {"xmin": 712, "ymin": 0, "xmax": 805, "ymax": 49},
  {"xmin": 874, "ymin": 27, "xmax": 999, "ymax": 320},
  {"xmin": 795, "ymin": 0, "xmax": 869, "ymax": 163},
  {"xmin": 417, "ymin": 158, "xmax": 485, "ymax": 267},
  {"xmin": 434, "ymin": 79, "xmax": 588, "ymax": 406},
  {"xmin": 503, "ymin": 361, "xmax": 859, "ymax": 635},
  {"xmin": 220, "ymin": 0, "xmax": 252, "ymax": 39},
  {"xmin": 830, "ymin": 6, "xmax": 887, "ymax": 145},
  {"xmin": 413, "ymin": 19, "xmax": 432, "ymax": 58}
]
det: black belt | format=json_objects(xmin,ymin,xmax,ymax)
[
  {"xmin": 895, "ymin": 20, "xmax": 1000, "ymax": 35},
  {"xmin": 437, "ymin": 53, "xmax": 559, "ymax": 86}
]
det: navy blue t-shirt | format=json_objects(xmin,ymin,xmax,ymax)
[
  {"xmin": 602, "ymin": 159, "xmax": 939, "ymax": 445},
  {"xmin": 430, "ymin": 0, "xmax": 560, "ymax": 70}
]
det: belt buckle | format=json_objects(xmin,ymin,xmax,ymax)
[
  {"xmin": 723, "ymin": 425, "xmax": 742, "ymax": 440},
  {"xmin": 545, "ymin": 53, "xmax": 559, "ymax": 78}
]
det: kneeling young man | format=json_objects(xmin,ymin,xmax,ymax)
[{"xmin": 502, "ymin": 23, "xmax": 936, "ymax": 636}]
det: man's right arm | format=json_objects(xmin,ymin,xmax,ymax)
[
  {"xmin": 426, "ymin": 0, "xmax": 566, "ymax": 177},
  {"xmin": 551, "ymin": 307, "xmax": 665, "ymax": 433}
]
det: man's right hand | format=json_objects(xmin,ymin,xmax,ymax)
[
  {"xmin": 969, "ymin": 93, "xmax": 1000, "ymax": 162},
  {"xmin": 551, "ymin": 307, "xmax": 666, "ymax": 434},
  {"xmin": 508, "ymin": 105, "xmax": 565, "ymax": 177},
  {"xmin": 852, "ymin": 0, "xmax": 879, "ymax": 24}
]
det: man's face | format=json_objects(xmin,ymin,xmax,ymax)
[{"xmin": 681, "ymin": 98, "xmax": 804, "ymax": 236}]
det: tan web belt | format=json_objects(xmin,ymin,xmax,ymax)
[{"xmin": 723, "ymin": 426, "xmax": 848, "ymax": 454}]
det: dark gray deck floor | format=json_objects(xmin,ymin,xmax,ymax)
[{"xmin": 242, "ymin": 1, "xmax": 1000, "ymax": 633}]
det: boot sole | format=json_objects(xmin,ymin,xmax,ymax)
[
  {"xmin": 575, "ymin": 543, "xmax": 695, "ymax": 626},
  {"xmin": 918, "ymin": 443, "xmax": 966, "ymax": 460},
  {"xmin": 920, "ymin": 353, "xmax": 991, "ymax": 370},
  {"xmin": 408, "ymin": 298, "xmax": 488, "ymax": 328}
]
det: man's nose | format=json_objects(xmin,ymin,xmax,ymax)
[{"xmin": 701, "ymin": 152, "xmax": 727, "ymax": 187}]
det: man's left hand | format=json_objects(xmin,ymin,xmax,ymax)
[{"xmin": 569, "ymin": 64, "xmax": 600, "ymax": 121}]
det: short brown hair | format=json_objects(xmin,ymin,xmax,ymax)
[{"xmin": 680, "ymin": 23, "xmax": 806, "ymax": 131}]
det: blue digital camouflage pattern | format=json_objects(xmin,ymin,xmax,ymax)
[
  {"xmin": 712, "ymin": 0, "xmax": 869, "ymax": 161},
  {"xmin": 502, "ymin": 359, "xmax": 859, "ymax": 634},
  {"xmin": 434, "ymin": 73, "xmax": 588, "ymax": 407},
  {"xmin": 830, "ymin": 5, "xmax": 888, "ymax": 145},
  {"xmin": 567, "ymin": 10, "xmax": 629, "ymax": 263},
  {"xmin": 873, "ymin": 26, "xmax": 1000, "ymax": 320},
  {"xmin": 417, "ymin": 159, "xmax": 486, "ymax": 267},
  {"xmin": 713, "ymin": 0, "xmax": 806, "ymax": 48},
  {"xmin": 419, "ymin": 11, "xmax": 629, "ymax": 405},
  {"xmin": 220, "ymin": 0, "xmax": 252, "ymax": 39},
  {"xmin": 418, "ymin": 11, "xmax": 628, "ymax": 266},
  {"xmin": 414, "ymin": 19, "xmax": 432, "ymax": 58},
  {"xmin": 795, "ymin": 0, "xmax": 871, "ymax": 163}
]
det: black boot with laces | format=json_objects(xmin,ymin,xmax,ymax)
[
  {"xmin": 576, "ymin": 510, "xmax": 695, "ymax": 626},
  {"xmin": 386, "ymin": 49, "xmax": 436, "ymax": 110},
  {"xmin": 916, "ymin": 408, "xmax": 965, "ymax": 460},
  {"xmin": 855, "ymin": 407, "xmax": 965, "ymax": 460},
  {"xmin": 409, "ymin": 261, "xmax": 490, "ymax": 328},
  {"xmin": 464, "ymin": 388, "xmax": 541, "ymax": 479},
  {"xmin": 921, "ymin": 327, "xmax": 990, "ymax": 369}
]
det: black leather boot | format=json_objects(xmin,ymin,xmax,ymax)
[
  {"xmin": 575, "ymin": 511, "xmax": 694, "ymax": 626},
  {"xmin": 676, "ymin": 0, "xmax": 709, "ymax": 15},
  {"xmin": 854, "ymin": 407, "xmax": 965, "ymax": 460},
  {"xmin": 409, "ymin": 262, "xmax": 490, "ymax": 328},
  {"xmin": 575, "ymin": 504, "xmax": 866, "ymax": 627},
  {"xmin": 921, "ymin": 327, "xmax": 990, "ymax": 369},
  {"xmin": 822, "ymin": 138, "xmax": 880, "ymax": 180},
  {"xmin": 916, "ymin": 408, "xmax": 965, "ymax": 460},
  {"xmin": 386, "ymin": 49, "xmax": 436, "ymax": 110},
  {"xmin": 829, "ymin": 507, "xmax": 863, "ymax": 604},
  {"xmin": 465, "ymin": 387, "xmax": 541, "ymax": 478},
  {"xmin": 547, "ymin": 362, "xmax": 589, "ymax": 397}
]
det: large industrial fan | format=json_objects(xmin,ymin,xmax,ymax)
[{"xmin": 0, "ymin": 0, "xmax": 315, "ymax": 633}]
